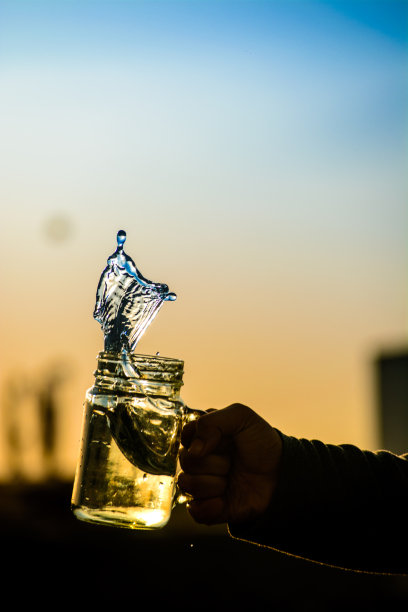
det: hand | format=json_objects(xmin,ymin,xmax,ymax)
[{"xmin": 178, "ymin": 403, "xmax": 283, "ymax": 526}]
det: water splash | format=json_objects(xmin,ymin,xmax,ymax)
[{"xmin": 94, "ymin": 230, "xmax": 176, "ymax": 352}]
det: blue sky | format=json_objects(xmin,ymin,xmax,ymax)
[{"xmin": 1, "ymin": 1, "xmax": 407, "ymax": 56}]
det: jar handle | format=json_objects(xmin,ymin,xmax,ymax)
[
  {"xmin": 183, "ymin": 405, "xmax": 206, "ymax": 423},
  {"xmin": 174, "ymin": 406, "xmax": 206, "ymax": 506}
]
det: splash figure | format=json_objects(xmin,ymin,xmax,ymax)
[{"xmin": 94, "ymin": 230, "xmax": 176, "ymax": 352}]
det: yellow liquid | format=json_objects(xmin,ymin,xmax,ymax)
[{"xmin": 71, "ymin": 395, "xmax": 179, "ymax": 530}]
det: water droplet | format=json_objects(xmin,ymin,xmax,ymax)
[
  {"xmin": 143, "ymin": 473, "xmax": 147, "ymax": 481},
  {"xmin": 156, "ymin": 351, "xmax": 160, "ymax": 356},
  {"xmin": 117, "ymin": 229, "xmax": 126, "ymax": 246}
]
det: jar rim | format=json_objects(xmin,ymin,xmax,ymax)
[{"xmin": 95, "ymin": 351, "xmax": 184, "ymax": 385}]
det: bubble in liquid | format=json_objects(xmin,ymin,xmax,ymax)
[{"xmin": 93, "ymin": 230, "xmax": 176, "ymax": 352}]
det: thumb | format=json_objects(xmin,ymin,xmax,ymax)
[{"xmin": 188, "ymin": 403, "xmax": 255, "ymax": 458}]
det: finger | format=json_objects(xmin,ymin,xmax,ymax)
[
  {"xmin": 180, "ymin": 408, "xmax": 217, "ymax": 449},
  {"xmin": 177, "ymin": 473, "xmax": 227, "ymax": 500},
  {"xmin": 188, "ymin": 403, "xmax": 255, "ymax": 458},
  {"xmin": 179, "ymin": 448, "xmax": 231, "ymax": 475},
  {"xmin": 180, "ymin": 420, "xmax": 197, "ymax": 449},
  {"xmin": 187, "ymin": 497, "xmax": 227, "ymax": 526}
]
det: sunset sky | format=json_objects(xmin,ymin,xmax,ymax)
[{"xmin": 0, "ymin": 0, "xmax": 407, "ymax": 480}]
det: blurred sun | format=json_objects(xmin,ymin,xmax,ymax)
[{"xmin": 43, "ymin": 214, "xmax": 74, "ymax": 243}]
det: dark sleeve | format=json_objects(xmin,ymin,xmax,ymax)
[{"xmin": 228, "ymin": 432, "xmax": 408, "ymax": 574}]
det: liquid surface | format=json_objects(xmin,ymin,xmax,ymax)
[
  {"xmin": 94, "ymin": 230, "xmax": 176, "ymax": 352},
  {"xmin": 105, "ymin": 393, "xmax": 183, "ymax": 477}
]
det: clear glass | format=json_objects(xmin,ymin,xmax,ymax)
[{"xmin": 71, "ymin": 352, "xmax": 199, "ymax": 530}]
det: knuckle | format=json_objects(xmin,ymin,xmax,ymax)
[
  {"xmin": 179, "ymin": 473, "xmax": 199, "ymax": 496},
  {"xmin": 178, "ymin": 448, "xmax": 189, "ymax": 470},
  {"xmin": 181, "ymin": 421, "xmax": 197, "ymax": 447},
  {"xmin": 188, "ymin": 501, "xmax": 211, "ymax": 525},
  {"xmin": 188, "ymin": 498, "xmax": 223, "ymax": 526},
  {"xmin": 230, "ymin": 402, "xmax": 251, "ymax": 415},
  {"xmin": 229, "ymin": 402, "xmax": 256, "ymax": 424},
  {"xmin": 179, "ymin": 449, "xmax": 201, "ymax": 473},
  {"xmin": 177, "ymin": 472, "xmax": 191, "ymax": 493}
]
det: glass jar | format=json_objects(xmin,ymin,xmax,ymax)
[{"xmin": 71, "ymin": 351, "xmax": 200, "ymax": 530}]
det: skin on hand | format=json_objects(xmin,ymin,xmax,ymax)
[{"xmin": 177, "ymin": 403, "xmax": 283, "ymax": 527}]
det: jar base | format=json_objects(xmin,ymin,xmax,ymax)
[{"xmin": 71, "ymin": 504, "xmax": 170, "ymax": 530}]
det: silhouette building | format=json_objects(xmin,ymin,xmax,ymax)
[{"xmin": 375, "ymin": 348, "xmax": 408, "ymax": 455}]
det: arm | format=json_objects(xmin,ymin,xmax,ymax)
[
  {"xmin": 178, "ymin": 405, "xmax": 408, "ymax": 574},
  {"xmin": 230, "ymin": 433, "xmax": 408, "ymax": 574}
]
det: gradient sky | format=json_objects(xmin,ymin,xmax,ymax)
[{"xmin": 0, "ymin": 0, "xmax": 407, "ymax": 480}]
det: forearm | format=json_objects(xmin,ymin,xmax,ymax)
[{"xmin": 229, "ymin": 433, "xmax": 408, "ymax": 574}]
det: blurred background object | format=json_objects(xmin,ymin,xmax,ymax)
[
  {"xmin": 43, "ymin": 214, "xmax": 74, "ymax": 244},
  {"xmin": 1, "ymin": 361, "xmax": 71, "ymax": 483},
  {"xmin": 375, "ymin": 347, "xmax": 408, "ymax": 455}
]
